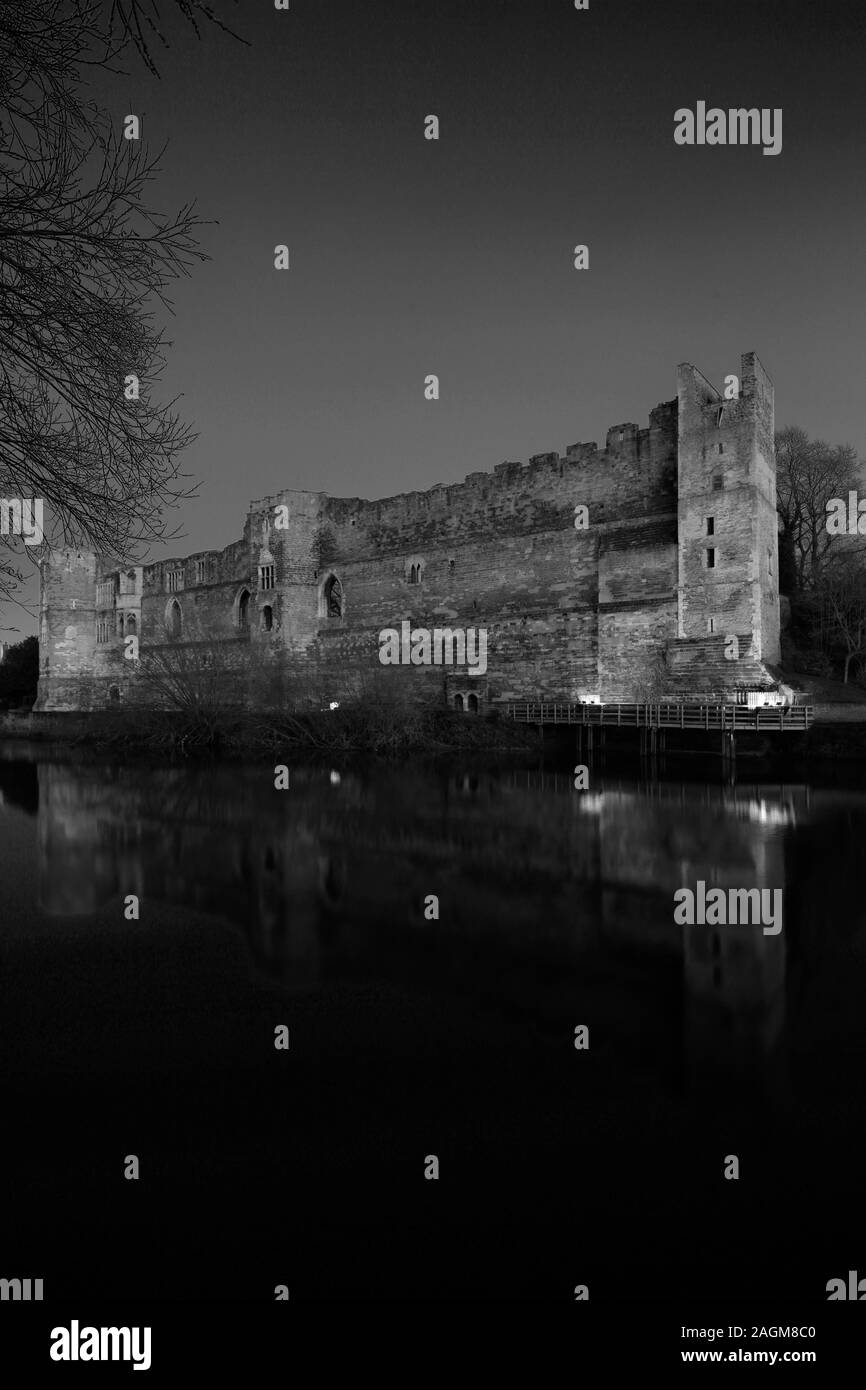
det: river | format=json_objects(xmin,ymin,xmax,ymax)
[{"xmin": 1, "ymin": 744, "xmax": 864, "ymax": 1300}]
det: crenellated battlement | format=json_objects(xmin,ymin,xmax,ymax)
[{"xmin": 35, "ymin": 355, "xmax": 779, "ymax": 712}]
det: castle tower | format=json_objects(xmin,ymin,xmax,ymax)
[
  {"xmin": 35, "ymin": 548, "xmax": 100, "ymax": 711},
  {"xmin": 671, "ymin": 352, "xmax": 780, "ymax": 691},
  {"xmin": 243, "ymin": 489, "xmax": 328, "ymax": 705}
]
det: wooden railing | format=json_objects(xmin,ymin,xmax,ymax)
[{"xmin": 501, "ymin": 701, "xmax": 814, "ymax": 731}]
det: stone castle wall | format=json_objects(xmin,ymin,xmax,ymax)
[{"xmin": 34, "ymin": 354, "xmax": 781, "ymax": 713}]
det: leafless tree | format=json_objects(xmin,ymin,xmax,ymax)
[
  {"xmin": 775, "ymin": 426, "xmax": 861, "ymax": 591},
  {"xmin": 136, "ymin": 639, "xmax": 238, "ymax": 718},
  {"xmin": 0, "ymin": 1, "xmax": 241, "ymax": 613},
  {"xmin": 815, "ymin": 545, "xmax": 866, "ymax": 684},
  {"xmin": 103, "ymin": 1, "xmax": 243, "ymax": 74}
]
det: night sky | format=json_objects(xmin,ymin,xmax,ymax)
[{"xmin": 5, "ymin": 0, "xmax": 866, "ymax": 638}]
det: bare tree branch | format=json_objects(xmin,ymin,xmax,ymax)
[{"xmin": 0, "ymin": 1, "xmax": 242, "ymax": 617}]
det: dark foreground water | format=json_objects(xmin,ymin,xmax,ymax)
[{"xmin": 1, "ymin": 743, "xmax": 864, "ymax": 1302}]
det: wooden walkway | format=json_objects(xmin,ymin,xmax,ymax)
[{"xmin": 501, "ymin": 701, "xmax": 814, "ymax": 732}]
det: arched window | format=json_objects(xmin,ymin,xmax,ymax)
[
  {"xmin": 237, "ymin": 589, "xmax": 251, "ymax": 629},
  {"xmin": 453, "ymin": 693, "xmax": 464, "ymax": 711},
  {"xmin": 108, "ymin": 685, "xmax": 120, "ymax": 703},
  {"xmin": 262, "ymin": 605, "xmax": 273, "ymax": 632},
  {"xmin": 126, "ymin": 613, "xmax": 137, "ymax": 636},
  {"xmin": 322, "ymin": 574, "xmax": 343, "ymax": 618},
  {"xmin": 467, "ymin": 693, "xmax": 479, "ymax": 714},
  {"xmin": 166, "ymin": 599, "xmax": 182, "ymax": 639},
  {"xmin": 117, "ymin": 613, "xmax": 125, "ymax": 637}
]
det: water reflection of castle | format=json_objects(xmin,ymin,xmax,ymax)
[{"xmin": 32, "ymin": 762, "xmax": 803, "ymax": 1092}]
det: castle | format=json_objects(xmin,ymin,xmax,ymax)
[{"xmin": 35, "ymin": 352, "xmax": 782, "ymax": 714}]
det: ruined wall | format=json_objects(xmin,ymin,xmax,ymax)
[
  {"xmin": 252, "ymin": 400, "xmax": 680, "ymax": 704},
  {"xmin": 34, "ymin": 357, "xmax": 781, "ymax": 713}
]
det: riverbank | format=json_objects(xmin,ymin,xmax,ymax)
[
  {"xmin": 4, "ymin": 700, "xmax": 866, "ymax": 761},
  {"xmin": 0, "ymin": 704, "xmax": 544, "ymax": 758}
]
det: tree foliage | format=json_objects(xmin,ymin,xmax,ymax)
[{"xmin": 0, "ymin": 634, "xmax": 39, "ymax": 707}]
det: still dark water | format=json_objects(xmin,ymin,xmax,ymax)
[{"xmin": 1, "ymin": 743, "xmax": 865, "ymax": 1301}]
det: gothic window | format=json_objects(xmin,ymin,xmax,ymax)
[
  {"xmin": 237, "ymin": 589, "xmax": 251, "ymax": 629},
  {"xmin": 108, "ymin": 685, "xmax": 120, "ymax": 703},
  {"xmin": 454, "ymin": 694, "xmax": 464, "ymax": 711},
  {"xmin": 322, "ymin": 574, "xmax": 343, "ymax": 618},
  {"xmin": 467, "ymin": 693, "xmax": 479, "ymax": 713},
  {"xmin": 126, "ymin": 613, "xmax": 137, "ymax": 636},
  {"xmin": 262, "ymin": 605, "xmax": 274, "ymax": 632},
  {"xmin": 166, "ymin": 599, "xmax": 182, "ymax": 639}
]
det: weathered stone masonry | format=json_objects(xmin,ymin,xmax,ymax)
[{"xmin": 35, "ymin": 352, "xmax": 781, "ymax": 713}]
